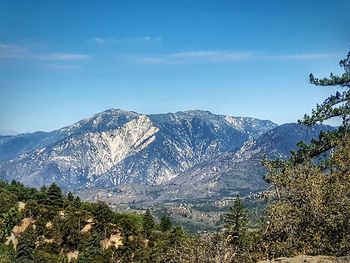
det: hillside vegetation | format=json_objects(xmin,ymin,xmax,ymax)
[{"xmin": 0, "ymin": 180, "xmax": 261, "ymax": 262}]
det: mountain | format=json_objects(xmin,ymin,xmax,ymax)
[
  {"xmin": 80, "ymin": 123, "xmax": 332, "ymax": 205},
  {"xmin": 0, "ymin": 109, "xmax": 275, "ymax": 190},
  {"xmin": 155, "ymin": 123, "xmax": 334, "ymax": 201},
  {"xmin": 0, "ymin": 129, "xmax": 18, "ymax": 136},
  {"xmin": 0, "ymin": 109, "xmax": 333, "ymax": 204}
]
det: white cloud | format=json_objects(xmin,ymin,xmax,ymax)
[
  {"xmin": 94, "ymin": 37, "xmax": 107, "ymax": 44},
  {"xmin": 43, "ymin": 63, "xmax": 82, "ymax": 69},
  {"xmin": 124, "ymin": 50, "xmax": 339, "ymax": 64},
  {"xmin": 36, "ymin": 52, "xmax": 89, "ymax": 61},
  {"xmin": 0, "ymin": 43, "xmax": 90, "ymax": 62},
  {"xmin": 265, "ymin": 53, "xmax": 337, "ymax": 60},
  {"xmin": 131, "ymin": 56, "xmax": 181, "ymax": 64},
  {"xmin": 172, "ymin": 51, "xmax": 253, "ymax": 61},
  {"xmin": 126, "ymin": 51, "xmax": 255, "ymax": 64},
  {"xmin": 0, "ymin": 44, "xmax": 31, "ymax": 59},
  {"xmin": 93, "ymin": 36, "xmax": 162, "ymax": 44}
]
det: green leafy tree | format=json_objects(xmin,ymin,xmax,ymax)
[
  {"xmin": 72, "ymin": 196, "xmax": 81, "ymax": 209},
  {"xmin": 35, "ymin": 187, "xmax": 48, "ymax": 206}
]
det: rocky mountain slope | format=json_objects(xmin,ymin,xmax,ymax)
[
  {"xmin": 0, "ymin": 109, "xmax": 332, "ymax": 203},
  {"xmin": 0, "ymin": 109, "xmax": 275, "ymax": 189},
  {"xmin": 158, "ymin": 123, "xmax": 332, "ymax": 199},
  {"xmin": 77, "ymin": 123, "xmax": 332, "ymax": 204}
]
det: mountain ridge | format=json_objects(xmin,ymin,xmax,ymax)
[{"xmin": 0, "ymin": 109, "xmax": 333, "ymax": 204}]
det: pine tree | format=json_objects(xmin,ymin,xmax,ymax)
[
  {"xmin": 77, "ymin": 232, "xmax": 103, "ymax": 262},
  {"xmin": 291, "ymin": 51, "xmax": 350, "ymax": 163},
  {"xmin": 168, "ymin": 226, "xmax": 186, "ymax": 247},
  {"xmin": 224, "ymin": 196, "xmax": 248, "ymax": 247},
  {"xmin": 0, "ymin": 190, "xmax": 17, "ymax": 214},
  {"xmin": 142, "ymin": 209, "xmax": 155, "ymax": 238},
  {"xmin": 14, "ymin": 226, "xmax": 36, "ymax": 263},
  {"xmin": 0, "ymin": 207, "xmax": 23, "ymax": 241},
  {"xmin": 73, "ymin": 196, "xmax": 81, "ymax": 208},
  {"xmin": 92, "ymin": 201, "xmax": 113, "ymax": 238},
  {"xmin": 160, "ymin": 226, "xmax": 189, "ymax": 262},
  {"xmin": 46, "ymin": 183, "xmax": 63, "ymax": 208},
  {"xmin": 160, "ymin": 215, "xmax": 172, "ymax": 232},
  {"xmin": 67, "ymin": 191, "xmax": 74, "ymax": 202},
  {"xmin": 262, "ymin": 51, "xmax": 350, "ymax": 258}
]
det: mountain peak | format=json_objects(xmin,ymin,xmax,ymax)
[
  {"xmin": 182, "ymin": 109, "xmax": 214, "ymax": 115},
  {"xmin": 98, "ymin": 108, "xmax": 139, "ymax": 116},
  {"xmin": 57, "ymin": 108, "xmax": 139, "ymax": 135}
]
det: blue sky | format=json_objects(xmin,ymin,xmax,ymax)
[{"xmin": 0, "ymin": 0, "xmax": 349, "ymax": 133}]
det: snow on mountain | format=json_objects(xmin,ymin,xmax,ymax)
[
  {"xmin": 157, "ymin": 123, "xmax": 335, "ymax": 201},
  {"xmin": 0, "ymin": 109, "xmax": 277, "ymax": 192},
  {"xmin": 1, "ymin": 109, "xmax": 334, "ymax": 205}
]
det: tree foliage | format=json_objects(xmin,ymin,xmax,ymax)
[
  {"xmin": 142, "ymin": 209, "xmax": 155, "ymax": 238},
  {"xmin": 14, "ymin": 226, "xmax": 36, "ymax": 263},
  {"xmin": 160, "ymin": 215, "xmax": 172, "ymax": 232},
  {"xmin": 262, "ymin": 51, "xmax": 350, "ymax": 258},
  {"xmin": 46, "ymin": 183, "xmax": 64, "ymax": 208},
  {"xmin": 224, "ymin": 196, "xmax": 248, "ymax": 247}
]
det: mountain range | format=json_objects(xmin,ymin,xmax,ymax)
[{"xmin": 0, "ymin": 109, "xmax": 332, "ymax": 204}]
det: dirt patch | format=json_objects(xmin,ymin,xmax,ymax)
[
  {"xmin": 101, "ymin": 233, "xmax": 123, "ymax": 249},
  {"xmin": 17, "ymin": 202, "xmax": 26, "ymax": 212},
  {"xmin": 5, "ymin": 217, "xmax": 35, "ymax": 248},
  {"xmin": 80, "ymin": 223, "xmax": 92, "ymax": 233},
  {"xmin": 67, "ymin": 250, "xmax": 79, "ymax": 262}
]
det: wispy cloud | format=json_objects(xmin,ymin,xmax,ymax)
[
  {"xmin": 43, "ymin": 63, "xmax": 82, "ymax": 70},
  {"xmin": 93, "ymin": 36, "xmax": 162, "ymax": 44},
  {"xmin": 126, "ymin": 51, "xmax": 254, "ymax": 64},
  {"xmin": 36, "ymin": 52, "xmax": 89, "ymax": 61},
  {"xmin": 264, "ymin": 53, "xmax": 337, "ymax": 60},
  {"xmin": 0, "ymin": 44, "xmax": 31, "ymax": 59},
  {"xmin": 124, "ymin": 50, "xmax": 339, "ymax": 65},
  {"xmin": 0, "ymin": 43, "xmax": 90, "ymax": 62}
]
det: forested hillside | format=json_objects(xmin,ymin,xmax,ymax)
[{"xmin": 0, "ymin": 179, "xmax": 262, "ymax": 262}]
